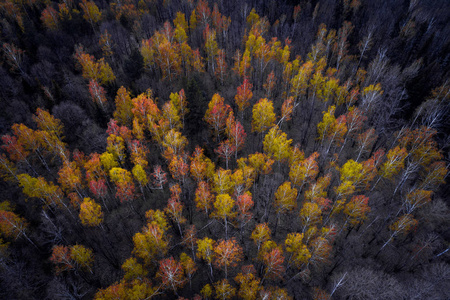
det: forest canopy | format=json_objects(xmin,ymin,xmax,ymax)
[{"xmin": 0, "ymin": 0, "xmax": 449, "ymax": 299}]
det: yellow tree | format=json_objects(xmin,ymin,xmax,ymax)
[
  {"xmin": 196, "ymin": 237, "xmax": 215, "ymax": 279},
  {"xmin": 211, "ymin": 194, "xmax": 236, "ymax": 239},
  {"xmin": 263, "ymin": 125, "xmax": 293, "ymax": 166},
  {"xmin": 80, "ymin": 0, "xmax": 102, "ymax": 29},
  {"xmin": 274, "ymin": 182, "xmax": 297, "ymax": 230},
  {"xmin": 252, "ymin": 98, "xmax": 276, "ymax": 133},
  {"xmin": 285, "ymin": 232, "xmax": 311, "ymax": 270},
  {"xmin": 70, "ymin": 244, "xmax": 94, "ymax": 273},
  {"xmin": 79, "ymin": 197, "xmax": 103, "ymax": 227},
  {"xmin": 300, "ymin": 202, "xmax": 322, "ymax": 232},
  {"xmin": 251, "ymin": 223, "xmax": 271, "ymax": 252}
]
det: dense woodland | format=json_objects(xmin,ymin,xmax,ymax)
[{"xmin": 0, "ymin": 0, "xmax": 449, "ymax": 299}]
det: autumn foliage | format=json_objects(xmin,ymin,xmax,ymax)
[{"xmin": 0, "ymin": 1, "xmax": 448, "ymax": 299}]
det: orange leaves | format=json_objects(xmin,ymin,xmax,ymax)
[
  {"xmin": 204, "ymin": 93, "xmax": 231, "ymax": 137},
  {"xmin": 50, "ymin": 245, "xmax": 74, "ymax": 273},
  {"xmin": 195, "ymin": 181, "xmax": 214, "ymax": 215},
  {"xmin": 190, "ymin": 146, "xmax": 215, "ymax": 182},
  {"xmin": 213, "ymin": 238, "xmax": 243, "ymax": 277},
  {"xmin": 234, "ymin": 77, "xmax": 253, "ymax": 112},
  {"xmin": 152, "ymin": 165, "xmax": 167, "ymax": 189},
  {"xmin": 343, "ymin": 195, "xmax": 370, "ymax": 226},
  {"xmin": 58, "ymin": 160, "xmax": 82, "ymax": 193},
  {"xmin": 262, "ymin": 246, "xmax": 285, "ymax": 281},
  {"xmin": 399, "ymin": 126, "xmax": 442, "ymax": 167},
  {"xmin": 168, "ymin": 155, "xmax": 189, "ymax": 182},
  {"xmin": 157, "ymin": 257, "xmax": 186, "ymax": 292},
  {"xmin": 74, "ymin": 47, "xmax": 115, "ymax": 85},
  {"xmin": 236, "ymin": 192, "xmax": 254, "ymax": 225},
  {"xmin": 215, "ymin": 140, "xmax": 235, "ymax": 169},
  {"xmin": 226, "ymin": 112, "xmax": 246, "ymax": 155},
  {"xmin": 40, "ymin": 6, "xmax": 59, "ymax": 30},
  {"xmin": 51, "ymin": 244, "xmax": 94, "ymax": 274},
  {"xmin": 0, "ymin": 209, "xmax": 27, "ymax": 239},
  {"xmin": 389, "ymin": 214, "xmax": 418, "ymax": 236}
]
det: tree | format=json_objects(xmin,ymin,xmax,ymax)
[
  {"xmin": 343, "ymin": 195, "xmax": 370, "ymax": 226},
  {"xmin": 264, "ymin": 71, "xmax": 276, "ymax": 98},
  {"xmin": 379, "ymin": 146, "xmax": 408, "ymax": 180},
  {"xmin": 0, "ymin": 209, "xmax": 29, "ymax": 243},
  {"xmin": 152, "ymin": 165, "xmax": 167, "ymax": 189},
  {"xmin": 89, "ymin": 79, "xmax": 107, "ymax": 110},
  {"xmin": 262, "ymin": 245, "xmax": 285, "ymax": 282},
  {"xmin": 122, "ymin": 257, "xmax": 148, "ymax": 281},
  {"xmin": 204, "ymin": 93, "xmax": 231, "ymax": 138},
  {"xmin": 356, "ymin": 128, "xmax": 378, "ymax": 161},
  {"xmin": 168, "ymin": 155, "xmax": 189, "ymax": 183},
  {"xmin": 181, "ymin": 226, "xmax": 198, "ymax": 260},
  {"xmin": 274, "ymin": 182, "xmax": 297, "ymax": 226},
  {"xmin": 133, "ymin": 223, "xmax": 169, "ymax": 265},
  {"xmin": 308, "ymin": 236, "xmax": 332, "ymax": 268},
  {"xmin": 58, "ymin": 160, "xmax": 82, "ymax": 194},
  {"xmin": 157, "ymin": 257, "xmax": 186, "ymax": 294},
  {"xmin": 50, "ymin": 245, "xmax": 74, "ymax": 274},
  {"xmin": 213, "ymin": 238, "xmax": 243, "ymax": 278},
  {"xmin": 300, "ymin": 202, "xmax": 322, "ymax": 232},
  {"xmin": 225, "ymin": 112, "xmax": 246, "ymax": 160},
  {"xmin": 195, "ymin": 181, "xmax": 214, "ymax": 215},
  {"xmin": 214, "ymin": 279, "xmax": 236, "ymax": 300},
  {"xmin": 285, "ymin": 232, "xmax": 311, "ymax": 269},
  {"xmin": 215, "ymin": 49, "xmax": 227, "ymax": 84},
  {"xmin": 114, "ymin": 87, "xmax": 133, "ymax": 126},
  {"xmin": 80, "ymin": 0, "xmax": 102, "ymax": 29},
  {"xmin": 403, "ymin": 189, "xmax": 432, "ymax": 214},
  {"xmin": 252, "ymin": 98, "xmax": 276, "ymax": 133},
  {"xmin": 109, "ymin": 167, "xmax": 136, "ymax": 202},
  {"xmin": 79, "ymin": 197, "xmax": 103, "ymax": 227},
  {"xmin": 236, "ymin": 192, "xmax": 253, "ymax": 231},
  {"xmin": 197, "ymin": 237, "xmax": 215, "ymax": 278},
  {"xmin": 180, "ymin": 252, "xmax": 197, "ymax": 288},
  {"xmin": 234, "ymin": 77, "xmax": 253, "ymax": 114},
  {"xmin": 70, "ymin": 244, "xmax": 94, "ymax": 273},
  {"xmin": 234, "ymin": 267, "xmax": 260, "ymax": 300},
  {"xmin": 381, "ymin": 214, "xmax": 418, "ymax": 250},
  {"xmin": 215, "ymin": 140, "xmax": 235, "ymax": 169},
  {"xmin": 204, "ymin": 24, "xmax": 218, "ymax": 72},
  {"xmin": 211, "ymin": 194, "xmax": 235, "ymax": 239},
  {"xmin": 213, "ymin": 169, "xmax": 233, "ymax": 195},
  {"xmin": 251, "ymin": 223, "xmax": 271, "ymax": 252},
  {"xmin": 263, "ymin": 126, "xmax": 293, "ymax": 165},
  {"xmin": 165, "ymin": 185, "xmax": 186, "ymax": 236},
  {"xmin": 190, "ymin": 146, "xmax": 215, "ymax": 182},
  {"xmin": 289, "ymin": 152, "xmax": 320, "ymax": 189},
  {"xmin": 41, "ymin": 6, "xmax": 59, "ymax": 30}
]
